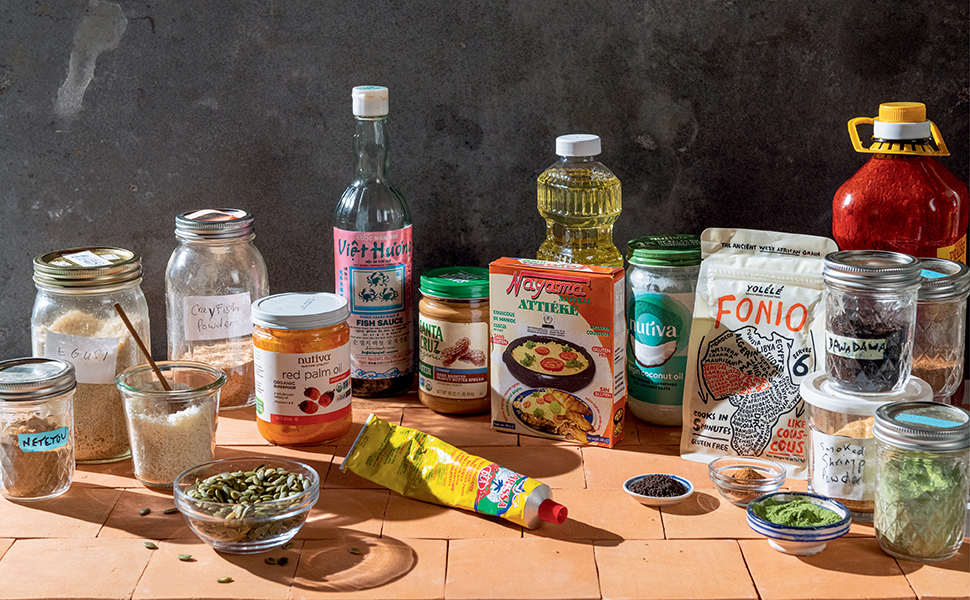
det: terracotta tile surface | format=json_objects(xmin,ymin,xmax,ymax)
[
  {"xmin": 632, "ymin": 419, "xmax": 682, "ymax": 447},
  {"xmin": 740, "ymin": 537, "xmax": 916, "ymax": 600},
  {"xmin": 401, "ymin": 408, "xmax": 516, "ymax": 447},
  {"xmin": 659, "ymin": 489, "xmax": 763, "ymax": 539},
  {"xmin": 467, "ymin": 445, "xmax": 586, "ymax": 489},
  {"xmin": 524, "ymin": 488, "xmax": 663, "ymax": 542},
  {"xmin": 582, "ymin": 444, "xmax": 712, "ymax": 490},
  {"xmin": 382, "ymin": 494, "xmax": 522, "ymax": 539},
  {"xmin": 215, "ymin": 406, "xmax": 270, "ymax": 446},
  {"xmin": 299, "ymin": 489, "xmax": 390, "ymax": 539},
  {"xmin": 324, "ymin": 446, "xmax": 385, "ymax": 489},
  {"xmin": 1, "ymin": 393, "xmax": 967, "ymax": 600},
  {"xmin": 595, "ymin": 539, "xmax": 758, "ymax": 600},
  {"xmin": 896, "ymin": 542, "xmax": 970, "ymax": 600},
  {"xmin": 292, "ymin": 537, "xmax": 447, "ymax": 599},
  {"xmin": 99, "ymin": 488, "xmax": 193, "ymax": 539},
  {"xmin": 134, "ymin": 538, "xmax": 297, "ymax": 600},
  {"xmin": 0, "ymin": 538, "xmax": 151, "ymax": 599},
  {"xmin": 0, "ymin": 487, "xmax": 121, "ymax": 538},
  {"xmin": 446, "ymin": 538, "xmax": 600, "ymax": 600}
]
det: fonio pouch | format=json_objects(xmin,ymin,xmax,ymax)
[{"xmin": 679, "ymin": 228, "xmax": 838, "ymax": 478}]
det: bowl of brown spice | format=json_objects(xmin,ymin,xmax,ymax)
[
  {"xmin": 708, "ymin": 456, "xmax": 786, "ymax": 507},
  {"xmin": 622, "ymin": 473, "xmax": 694, "ymax": 507}
]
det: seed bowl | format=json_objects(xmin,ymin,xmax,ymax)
[
  {"xmin": 174, "ymin": 457, "xmax": 319, "ymax": 554},
  {"xmin": 708, "ymin": 456, "xmax": 786, "ymax": 507},
  {"xmin": 622, "ymin": 473, "xmax": 694, "ymax": 507},
  {"xmin": 746, "ymin": 492, "xmax": 851, "ymax": 556}
]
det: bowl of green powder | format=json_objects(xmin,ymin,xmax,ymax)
[{"xmin": 746, "ymin": 492, "xmax": 851, "ymax": 555}]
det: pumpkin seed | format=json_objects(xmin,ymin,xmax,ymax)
[
  {"xmin": 143, "ymin": 541, "xmax": 158, "ymax": 550},
  {"xmin": 349, "ymin": 547, "xmax": 362, "ymax": 555},
  {"xmin": 139, "ymin": 508, "xmax": 151, "ymax": 516},
  {"xmin": 217, "ymin": 577, "xmax": 233, "ymax": 584},
  {"xmin": 177, "ymin": 554, "xmax": 193, "ymax": 561},
  {"xmin": 265, "ymin": 557, "xmax": 277, "ymax": 565},
  {"xmin": 163, "ymin": 507, "xmax": 178, "ymax": 515},
  {"xmin": 282, "ymin": 541, "xmax": 294, "ymax": 550}
]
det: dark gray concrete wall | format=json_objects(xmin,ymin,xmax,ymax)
[{"xmin": 1, "ymin": 0, "xmax": 967, "ymax": 360}]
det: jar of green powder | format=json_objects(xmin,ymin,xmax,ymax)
[{"xmin": 873, "ymin": 401, "xmax": 969, "ymax": 562}]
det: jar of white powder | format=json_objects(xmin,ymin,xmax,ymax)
[
  {"xmin": 31, "ymin": 247, "xmax": 150, "ymax": 463},
  {"xmin": 116, "ymin": 361, "xmax": 225, "ymax": 488}
]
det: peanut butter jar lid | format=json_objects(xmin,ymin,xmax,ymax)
[
  {"xmin": 251, "ymin": 293, "xmax": 348, "ymax": 330},
  {"xmin": 420, "ymin": 267, "xmax": 489, "ymax": 299}
]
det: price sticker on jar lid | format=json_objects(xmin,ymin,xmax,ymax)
[{"xmin": 61, "ymin": 250, "xmax": 115, "ymax": 268}]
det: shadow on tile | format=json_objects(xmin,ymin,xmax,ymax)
[
  {"xmin": 291, "ymin": 533, "xmax": 421, "ymax": 594},
  {"xmin": 661, "ymin": 489, "xmax": 722, "ymax": 517}
]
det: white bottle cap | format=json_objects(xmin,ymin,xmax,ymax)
[
  {"xmin": 556, "ymin": 134, "xmax": 601, "ymax": 157},
  {"xmin": 352, "ymin": 86, "xmax": 389, "ymax": 117}
]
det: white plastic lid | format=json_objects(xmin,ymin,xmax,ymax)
[
  {"xmin": 251, "ymin": 293, "xmax": 349, "ymax": 330},
  {"xmin": 352, "ymin": 86, "xmax": 389, "ymax": 117},
  {"xmin": 556, "ymin": 134, "xmax": 601, "ymax": 157},
  {"xmin": 800, "ymin": 371, "xmax": 933, "ymax": 416}
]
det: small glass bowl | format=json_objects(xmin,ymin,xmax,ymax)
[
  {"xmin": 708, "ymin": 456, "xmax": 786, "ymax": 507},
  {"xmin": 174, "ymin": 457, "xmax": 319, "ymax": 554},
  {"xmin": 746, "ymin": 492, "xmax": 851, "ymax": 555},
  {"xmin": 622, "ymin": 473, "xmax": 694, "ymax": 507}
]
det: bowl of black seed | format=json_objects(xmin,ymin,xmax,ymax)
[{"xmin": 623, "ymin": 473, "xmax": 694, "ymax": 507}]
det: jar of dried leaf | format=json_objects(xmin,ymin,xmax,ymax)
[
  {"xmin": 800, "ymin": 371, "xmax": 932, "ymax": 522},
  {"xmin": 0, "ymin": 358, "xmax": 76, "ymax": 501}
]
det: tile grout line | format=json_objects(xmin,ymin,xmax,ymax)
[{"xmin": 734, "ymin": 539, "xmax": 763, "ymax": 600}]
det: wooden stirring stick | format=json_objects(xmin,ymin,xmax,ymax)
[{"xmin": 113, "ymin": 303, "xmax": 171, "ymax": 391}]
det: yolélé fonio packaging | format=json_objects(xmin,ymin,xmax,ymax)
[{"xmin": 489, "ymin": 258, "xmax": 627, "ymax": 447}]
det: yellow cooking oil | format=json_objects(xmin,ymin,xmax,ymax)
[{"xmin": 536, "ymin": 134, "xmax": 622, "ymax": 268}]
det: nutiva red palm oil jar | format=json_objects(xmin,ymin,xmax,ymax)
[{"xmin": 252, "ymin": 293, "xmax": 352, "ymax": 445}]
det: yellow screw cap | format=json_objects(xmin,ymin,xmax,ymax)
[{"xmin": 878, "ymin": 102, "xmax": 926, "ymax": 123}]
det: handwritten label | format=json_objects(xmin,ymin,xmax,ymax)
[
  {"xmin": 810, "ymin": 430, "xmax": 874, "ymax": 501},
  {"xmin": 826, "ymin": 332, "xmax": 886, "ymax": 360},
  {"xmin": 182, "ymin": 292, "xmax": 252, "ymax": 342},
  {"xmin": 18, "ymin": 427, "xmax": 70, "ymax": 452},
  {"xmin": 43, "ymin": 332, "xmax": 119, "ymax": 384}
]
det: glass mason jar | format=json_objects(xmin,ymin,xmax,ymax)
[
  {"xmin": 0, "ymin": 358, "xmax": 76, "ymax": 501},
  {"xmin": 911, "ymin": 258, "xmax": 969, "ymax": 401},
  {"xmin": 166, "ymin": 209, "xmax": 268, "ymax": 410},
  {"xmin": 31, "ymin": 247, "xmax": 150, "ymax": 463},
  {"xmin": 625, "ymin": 234, "xmax": 701, "ymax": 426},
  {"xmin": 117, "ymin": 360, "xmax": 225, "ymax": 489},
  {"xmin": 823, "ymin": 250, "xmax": 921, "ymax": 395},
  {"xmin": 252, "ymin": 293, "xmax": 352, "ymax": 445},
  {"xmin": 873, "ymin": 401, "xmax": 969, "ymax": 562},
  {"xmin": 800, "ymin": 371, "xmax": 932, "ymax": 523},
  {"xmin": 418, "ymin": 267, "xmax": 490, "ymax": 415}
]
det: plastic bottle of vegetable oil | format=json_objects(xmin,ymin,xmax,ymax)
[{"xmin": 536, "ymin": 134, "xmax": 623, "ymax": 268}]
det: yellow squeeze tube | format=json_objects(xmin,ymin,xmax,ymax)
[{"xmin": 340, "ymin": 414, "xmax": 568, "ymax": 529}]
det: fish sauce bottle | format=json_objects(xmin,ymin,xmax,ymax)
[
  {"xmin": 536, "ymin": 134, "xmax": 623, "ymax": 268},
  {"xmin": 334, "ymin": 86, "xmax": 414, "ymax": 397},
  {"xmin": 833, "ymin": 102, "xmax": 968, "ymax": 264}
]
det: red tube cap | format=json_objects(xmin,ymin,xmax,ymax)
[{"xmin": 538, "ymin": 499, "xmax": 568, "ymax": 524}]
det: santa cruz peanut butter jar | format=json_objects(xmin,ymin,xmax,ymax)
[{"xmin": 418, "ymin": 267, "xmax": 490, "ymax": 414}]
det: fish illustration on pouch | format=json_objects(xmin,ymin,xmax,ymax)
[{"xmin": 679, "ymin": 228, "xmax": 838, "ymax": 478}]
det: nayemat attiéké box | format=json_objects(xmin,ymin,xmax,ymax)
[{"xmin": 489, "ymin": 257, "xmax": 627, "ymax": 447}]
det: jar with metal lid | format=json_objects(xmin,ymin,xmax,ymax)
[
  {"xmin": 823, "ymin": 250, "xmax": 922, "ymax": 395},
  {"xmin": 800, "ymin": 371, "xmax": 932, "ymax": 523},
  {"xmin": 418, "ymin": 267, "xmax": 490, "ymax": 414},
  {"xmin": 251, "ymin": 293, "xmax": 352, "ymax": 445},
  {"xmin": 0, "ymin": 358, "xmax": 76, "ymax": 501},
  {"xmin": 911, "ymin": 258, "xmax": 969, "ymax": 401},
  {"xmin": 166, "ymin": 209, "xmax": 268, "ymax": 410},
  {"xmin": 625, "ymin": 234, "xmax": 701, "ymax": 426},
  {"xmin": 873, "ymin": 401, "xmax": 969, "ymax": 562},
  {"xmin": 31, "ymin": 247, "xmax": 150, "ymax": 463}
]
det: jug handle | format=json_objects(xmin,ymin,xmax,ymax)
[{"xmin": 849, "ymin": 116, "xmax": 950, "ymax": 156}]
